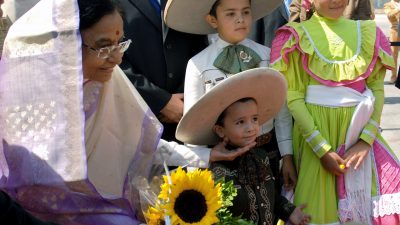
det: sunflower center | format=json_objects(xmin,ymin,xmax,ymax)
[{"xmin": 174, "ymin": 189, "xmax": 208, "ymax": 223}]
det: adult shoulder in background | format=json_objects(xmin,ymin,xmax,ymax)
[
  {"xmin": 116, "ymin": 0, "xmax": 208, "ymax": 114},
  {"xmin": 250, "ymin": 3, "xmax": 288, "ymax": 47},
  {"xmin": 116, "ymin": 0, "xmax": 208, "ymax": 141}
]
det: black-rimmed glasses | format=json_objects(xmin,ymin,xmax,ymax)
[{"xmin": 82, "ymin": 39, "xmax": 132, "ymax": 59}]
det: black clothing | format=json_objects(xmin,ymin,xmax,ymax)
[
  {"xmin": 118, "ymin": 0, "xmax": 208, "ymax": 141},
  {"xmin": 0, "ymin": 190, "xmax": 58, "ymax": 225}
]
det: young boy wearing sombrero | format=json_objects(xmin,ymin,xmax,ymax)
[
  {"xmin": 176, "ymin": 68, "xmax": 310, "ymax": 225},
  {"xmin": 164, "ymin": 0, "xmax": 297, "ymax": 199}
]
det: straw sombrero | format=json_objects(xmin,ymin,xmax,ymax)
[
  {"xmin": 176, "ymin": 68, "xmax": 287, "ymax": 145},
  {"xmin": 164, "ymin": 0, "xmax": 282, "ymax": 34}
]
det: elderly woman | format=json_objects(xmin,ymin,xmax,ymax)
[{"xmin": 0, "ymin": 0, "xmax": 254, "ymax": 224}]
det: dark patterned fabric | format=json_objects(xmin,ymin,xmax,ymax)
[{"xmin": 210, "ymin": 147, "xmax": 295, "ymax": 225}]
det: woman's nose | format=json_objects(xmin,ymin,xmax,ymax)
[{"xmin": 107, "ymin": 51, "xmax": 123, "ymax": 65}]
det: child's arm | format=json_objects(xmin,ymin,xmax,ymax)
[
  {"xmin": 154, "ymin": 139, "xmax": 255, "ymax": 168},
  {"xmin": 274, "ymin": 103, "xmax": 297, "ymax": 188},
  {"xmin": 183, "ymin": 59, "xmax": 205, "ymax": 113},
  {"xmin": 277, "ymin": 51, "xmax": 345, "ymax": 175},
  {"xmin": 344, "ymin": 26, "xmax": 395, "ymax": 169},
  {"xmin": 274, "ymin": 194, "xmax": 296, "ymax": 222},
  {"xmin": 274, "ymin": 193, "xmax": 311, "ymax": 225},
  {"xmin": 288, "ymin": 204, "xmax": 311, "ymax": 225},
  {"xmin": 344, "ymin": 57, "xmax": 388, "ymax": 169}
]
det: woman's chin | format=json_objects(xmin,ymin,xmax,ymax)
[{"xmin": 88, "ymin": 71, "xmax": 113, "ymax": 83}]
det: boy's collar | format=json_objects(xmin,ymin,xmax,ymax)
[{"xmin": 216, "ymin": 37, "xmax": 249, "ymax": 49}]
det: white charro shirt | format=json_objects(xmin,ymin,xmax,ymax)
[{"xmin": 184, "ymin": 37, "xmax": 293, "ymax": 156}]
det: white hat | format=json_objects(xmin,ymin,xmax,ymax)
[
  {"xmin": 164, "ymin": 0, "xmax": 283, "ymax": 34},
  {"xmin": 176, "ymin": 68, "xmax": 287, "ymax": 145}
]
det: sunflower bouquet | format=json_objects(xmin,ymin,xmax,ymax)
[{"xmin": 141, "ymin": 167, "xmax": 254, "ymax": 225}]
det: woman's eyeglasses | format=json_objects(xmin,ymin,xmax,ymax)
[{"xmin": 82, "ymin": 39, "xmax": 132, "ymax": 59}]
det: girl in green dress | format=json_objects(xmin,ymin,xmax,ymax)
[{"xmin": 271, "ymin": 0, "xmax": 400, "ymax": 224}]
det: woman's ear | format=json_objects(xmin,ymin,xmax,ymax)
[
  {"xmin": 206, "ymin": 14, "xmax": 218, "ymax": 29},
  {"xmin": 213, "ymin": 125, "xmax": 225, "ymax": 139}
]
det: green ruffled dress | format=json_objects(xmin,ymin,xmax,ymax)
[{"xmin": 271, "ymin": 13, "xmax": 398, "ymax": 225}]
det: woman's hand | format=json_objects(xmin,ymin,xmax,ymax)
[
  {"xmin": 320, "ymin": 151, "xmax": 346, "ymax": 175},
  {"xmin": 343, "ymin": 140, "xmax": 371, "ymax": 170},
  {"xmin": 209, "ymin": 138, "xmax": 255, "ymax": 163}
]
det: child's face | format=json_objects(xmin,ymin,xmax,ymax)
[
  {"xmin": 206, "ymin": 0, "xmax": 252, "ymax": 44},
  {"xmin": 214, "ymin": 100, "xmax": 260, "ymax": 147},
  {"xmin": 314, "ymin": 0, "xmax": 348, "ymax": 20}
]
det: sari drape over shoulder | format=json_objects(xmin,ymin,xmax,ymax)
[{"xmin": 0, "ymin": 0, "xmax": 162, "ymax": 224}]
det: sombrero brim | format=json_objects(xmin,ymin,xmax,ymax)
[
  {"xmin": 164, "ymin": 0, "xmax": 282, "ymax": 34},
  {"xmin": 176, "ymin": 68, "xmax": 287, "ymax": 145}
]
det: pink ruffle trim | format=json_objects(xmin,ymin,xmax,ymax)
[{"xmin": 271, "ymin": 25, "xmax": 395, "ymax": 88}]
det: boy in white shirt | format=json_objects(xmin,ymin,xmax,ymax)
[{"xmin": 164, "ymin": 0, "xmax": 297, "ymax": 193}]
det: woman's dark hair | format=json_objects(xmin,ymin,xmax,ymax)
[
  {"xmin": 77, "ymin": 0, "xmax": 124, "ymax": 30},
  {"xmin": 215, "ymin": 97, "xmax": 257, "ymax": 126}
]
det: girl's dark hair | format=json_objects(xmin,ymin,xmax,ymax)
[
  {"xmin": 77, "ymin": 0, "xmax": 124, "ymax": 30},
  {"xmin": 215, "ymin": 97, "xmax": 256, "ymax": 126}
]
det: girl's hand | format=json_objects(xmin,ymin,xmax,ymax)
[
  {"xmin": 289, "ymin": 204, "xmax": 311, "ymax": 225},
  {"xmin": 320, "ymin": 151, "xmax": 346, "ymax": 175},
  {"xmin": 343, "ymin": 140, "xmax": 371, "ymax": 170}
]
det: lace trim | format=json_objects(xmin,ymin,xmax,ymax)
[
  {"xmin": 339, "ymin": 193, "xmax": 400, "ymax": 220},
  {"xmin": 372, "ymin": 189, "xmax": 400, "ymax": 217},
  {"xmin": 301, "ymin": 21, "xmax": 361, "ymax": 64},
  {"xmin": 338, "ymin": 194, "xmax": 372, "ymax": 224}
]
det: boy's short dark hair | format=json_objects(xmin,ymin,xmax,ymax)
[
  {"xmin": 215, "ymin": 97, "xmax": 256, "ymax": 126},
  {"xmin": 209, "ymin": 0, "xmax": 252, "ymax": 18},
  {"xmin": 209, "ymin": 0, "xmax": 222, "ymax": 18}
]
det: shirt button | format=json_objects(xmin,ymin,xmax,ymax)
[
  {"xmin": 166, "ymin": 44, "xmax": 172, "ymax": 49},
  {"xmin": 168, "ymin": 73, "xmax": 174, "ymax": 78},
  {"xmin": 261, "ymin": 203, "xmax": 264, "ymax": 207},
  {"xmin": 257, "ymin": 186, "xmax": 260, "ymax": 190}
]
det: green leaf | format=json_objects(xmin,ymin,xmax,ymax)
[{"xmin": 215, "ymin": 178, "xmax": 254, "ymax": 225}]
